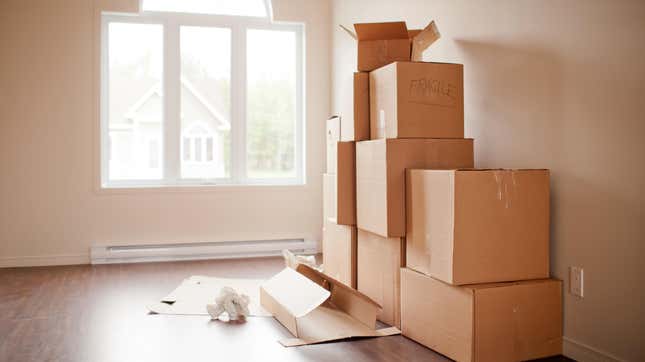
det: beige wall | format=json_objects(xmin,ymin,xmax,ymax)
[
  {"xmin": 0, "ymin": 0, "xmax": 330, "ymax": 266},
  {"xmin": 331, "ymin": 0, "xmax": 645, "ymax": 361}
]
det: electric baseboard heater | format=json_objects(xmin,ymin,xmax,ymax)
[{"xmin": 90, "ymin": 239, "xmax": 319, "ymax": 265}]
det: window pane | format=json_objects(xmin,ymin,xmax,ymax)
[
  {"xmin": 182, "ymin": 137, "xmax": 191, "ymax": 161},
  {"xmin": 246, "ymin": 29, "xmax": 297, "ymax": 179},
  {"xmin": 194, "ymin": 138, "xmax": 202, "ymax": 161},
  {"xmin": 206, "ymin": 137, "xmax": 214, "ymax": 161},
  {"xmin": 180, "ymin": 26, "xmax": 231, "ymax": 179},
  {"xmin": 107, "ymin": 22, "xmax": 163, "ymax": 180},
  {"xmin": 142, "ymin": 0, "xmax": 267, "ymax": 17}
]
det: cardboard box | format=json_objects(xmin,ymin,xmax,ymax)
[
  {"xmin": 322, "ymin": 221, "xmax": 357, "ymax": 289},
  {"xmin": 340, "ymin": 21, "xmax": 440, "ymax": 72},
  {"xmin": 260, "ymin": 264, "xmax": 400, "ymax": 346},
  {"xmin": 326, "ymin": 116, "xmax": 341, "ymax": 173},
  {"xmin": 322, "ymin": 218, "xmax": 357, "ymax": 288},
  {"xmin": 370, "ymin": 61, "xmax": 464, "ymax": 139},
  {"xmin": 339, "ymin": 72, "xmax": 370, "ymax": 141},
  {"xmin": 406, "ymin": 169, "xmax": 550, "ymax": 285},
  {"xmin": 401, "ymin": 268, "xmax": 562, "ymax": 362},
  {"xmin": 356, "ymin": 138, "xmax": 474, "ymax": 237},
  {"xmin": 357, "ymin": 229, "xmax": 405, "ymax": 328},
  {"xmin": 322, "ymin": 146, "xmax": 355, "ymax": 225},
  {"xmin": 322, "ymin": 173, "xmax": 357, "ymax": 287}
]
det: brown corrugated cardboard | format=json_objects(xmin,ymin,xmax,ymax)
[
  {"xmin": 400, "ymin": 268, "xmax": 562, "ymax": 362},
  {"xmin": 340, "ymin": 72, "xmax": 370, "ymax": 141},
  {"xmin": 322, "ymin": 218, "xmax": 357, "ymax": 288},
  {"xmin": 260, "ymin": 265, "xmax": 400, "ymax": 347},
  {"xmin": 356, "ymin": 138, "xmax": 474, "ymax": 237},
  {"xmin": 406, "ymin": 169, "xmax": 550, "ymax": 285},
  {"xmin": 326, "ymin": 116, "xmax": 340, "ymax": 173},
  {"xmin": 340, "ymin": 21, "xmax": 440, "ymax": 71},
  {"xmin": 357, "ymin": 229, "xmax": 405, "ymax": 328},
  {"xmin": 322, "ymin": 173, "xmax": 357, "ymax": 288},
  {"xmin": 322, "ymin": 144, "xmax": 355, "ymax": 225},
  {"xmin": 370, "ymin": 61, "xmax": 464, "ymax": 139}
]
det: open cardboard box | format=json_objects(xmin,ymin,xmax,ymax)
[
  {"xmin": 260, "ymin": 264, "xmax": 400, "ymax": 347},
  {"xmin": 340, "ymin": 21, "xmax": 441, "ymax": 71}
]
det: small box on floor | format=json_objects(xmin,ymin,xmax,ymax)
[
  {"xmin": 406, "ymin": 169, "xmax": 550, "ymax": 285},
  {"xmin": 370, "ymin": 61, "xmax": 464, "ymax": 139},
  {"xmin": 356, "ymin": 138, "xmax": 474, "ymax": 237},
  {"xmin": 260, "ymin": 265, "xmax": 400, "ymax": 347},
  {"xmin": 400, "ymin": 268, "xmax": 563, "ymax": 362},
  {"xmin": 356, "ymin": 229, "xmax": 405, "ymax": 328}
]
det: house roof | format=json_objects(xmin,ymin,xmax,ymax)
[{"xmin": 122, "ymin": 77, "xmax": 231, "ymax": 130}]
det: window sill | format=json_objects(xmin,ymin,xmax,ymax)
[{"xmin": 95, "ymin": 181, "xmax": 308, "ymax": 195}]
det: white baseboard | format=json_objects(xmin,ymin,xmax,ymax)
[
  {"xmin": 0, "ymin": 253, "xmax": 90, "ymax": 268},
  {"xmin": 563, "ymin": 336, "xmax": 625, "ymax": 362}
]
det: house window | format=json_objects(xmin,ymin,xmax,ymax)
[{"xmin": 101, "ymin": 5, "xmax": 304, "ymax": 187}]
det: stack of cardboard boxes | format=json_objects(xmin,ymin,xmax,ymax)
[{"xmin": 324, "ymin": 20, "xmax": 563, "ymax": 361}]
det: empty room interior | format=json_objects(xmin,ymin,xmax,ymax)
[{"xmin": 1, "ymin": 0, "xmax": 644, "ymax": 361}]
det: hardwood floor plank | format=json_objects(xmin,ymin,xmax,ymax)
[{"xmin": 0, "ymin": 257, "xmax": 571, "ymax": 362}]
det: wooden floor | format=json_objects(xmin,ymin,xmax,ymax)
[{"xmin": 0, "ymin": 257, "xmax": 573, "ymax": 362}]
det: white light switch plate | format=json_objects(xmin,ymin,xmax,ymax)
[{"xmin": 570, "ymin": 266, "xmax": 584, "ymax": 297}]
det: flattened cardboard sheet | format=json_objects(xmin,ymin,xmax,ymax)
[{"xmin": 148, "ymin": 275, "xmax": 271, "ymax": 317}]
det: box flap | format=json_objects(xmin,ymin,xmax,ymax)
[
  {"xmin": 280, "ymin": 318, "xmax": 400, "ymax": 347},
  {"xmin": 339, "ymin": 24, "xmax": 357, "ymax": 40},
  {"xmin": 407, "ymin": 29, "xmax": 422, "ymax": 39},
  {"xmin": 296, "ymin": 264, "xmax": 380, "ymax": 329},
  {"xmin": 411, "ymin": 21, "xmax": 441, "ymax": 61},
  {"xmin": 354, "ymin": 21, "xmax": 409, "ymax": 41},
  {"xmin": 261, "ymin": 267, "xmax": 330, "ymax": 318}
]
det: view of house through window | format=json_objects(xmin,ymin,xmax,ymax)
[
  {"xmin": 102, "ymin": 10, "xmax": 303, "ymax": 186},
  {"xmin": 180, "ymin": 26, "xmax": 231, "ymax": 179},
  {"xmin": 107, "ymin": 22, "xmax": 163, "ymax": 181}
]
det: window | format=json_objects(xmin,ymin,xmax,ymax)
[
  {"xmin": 101, "ymin": 8, "xmax": 304, "ymax": 187},
  {"xmin": 142, "ymin": 0, "xmax": 269, "ymax": 17}
]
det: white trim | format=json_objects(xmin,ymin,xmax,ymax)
[
  {"xmin": 90, "ymin": 239, "xmax": 319, "ymax": 264},
  {"xmin": 563, "ymin": 336, "xmax": 626, "ymax": 362},
  {"xmin": 100, "ymin": 11, "xmax": 305, "ymax": 188},
  {"xmin": 230, "ymin": 22, "xmax": 246, "ymax": 184},
  {"xmin": 0, "ymin": 254, "xmax": 90, "ymax": 268},
  {"xmin": 164, "ymin": 19, "xmax": 180, "ymax": 183}
]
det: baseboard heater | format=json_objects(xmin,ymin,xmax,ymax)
[{"xmin": 90, "ymin": 239, "xmax": 319, "ymax": 265}]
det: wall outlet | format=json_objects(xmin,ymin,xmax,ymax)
[{"xmin": 570, "ymin": 266, "xmax": 584, "ymax": 297}]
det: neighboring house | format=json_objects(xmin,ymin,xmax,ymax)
[{"xmin": 109, "ymin": 77, "xmax": 230, "ymax": 180}]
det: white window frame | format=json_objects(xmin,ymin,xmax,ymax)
[{"xmin": 100, "ymin": 10, "xmax": 305, "ymax": 188}]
